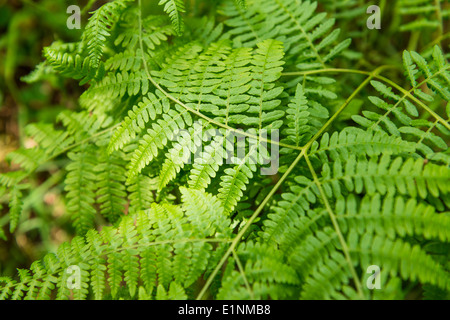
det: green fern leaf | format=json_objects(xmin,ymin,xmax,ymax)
[{"xmin": 158, "ymin": 0, "xmax": 186, "ymax": 35}]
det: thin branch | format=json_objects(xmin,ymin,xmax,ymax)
[
  {"xmin": 282, "ymin": 67, "xmax": 450, "ymax": 131},
  {"xmin": 232, "ymin": 249, "xmax": 255, "ymax": 299}
]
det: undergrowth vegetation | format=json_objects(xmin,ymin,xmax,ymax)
[{"xmin": 0, "ymin": 0, "xmax": 449, "ymax": 300}]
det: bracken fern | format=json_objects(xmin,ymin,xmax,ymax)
[{"xmin": 1, "ymin": 0, "xmax": 449, "ymax": 300}]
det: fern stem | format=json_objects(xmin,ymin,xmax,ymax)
[
  {"xmin": 434, "ymin": 0, "xmax": 443, "ymax": 38},
  {"xmin": 304, "ymin": 154, "xmax": 366, "ymax": 300}
]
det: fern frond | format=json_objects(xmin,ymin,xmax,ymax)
[
  {"xmin": 105, "ymin": 50, "xmax": 147, "ymax": 73},
  {"xmin": 65, "ymin": 144, "xmax": 98, "ymax": 235},
  {"xmin": 0, "ymin": 189, "xmax": 231, "ymax": 300},
  {"xmin": 87, "ymin": 70, "xmax": 150, "ymax": 99},
  {"xmin": 20, "ymin": 62, "xmax": 55, "ymax": 84},
  {"xmin": 151, "ymin": 42, "xmax": 203, "ymax": 86},
  {"xmin": 218, "ymin": 140, "xmax": 269, "ymax": 215},
  {"xmin": 335, "ymin": 193, "xmax": 450, "ymax": 242},
  {"xmin": 108, "ymin": 91, "xmax": 170, "ymax": 153},
  {"xmin": 6, "ymin": 148, "xmax": 46, "ymax": 172},
  {"xmin": 219, "ymin": 0, "xmax": 351, "ymax": 66},
  {"xmin": 7, "ymin": 122, "xmax": 76, "ymax": 172},
  {"xmin": 44, "ymin": 47, "xmax": 105, "ymax": 85},
  {"xmin": 0, "ymin": 171, "xmax": 27, "ymax": 188},
  {"xmin": 262, "ymin": 153, "xmax": 449, "ymax": 246},
  {"xmin": 58, "ymin": 110, "xmax": 111, "ymax": 143},
  {"xmin": 155, "ymin": 282, "xmax": 187, "ymax": 300},
  {"xmin": 403, "ymin": 46, "xmax": 450, "ymax": 101},
  {"xmin": 116, "ymin": 13, "xmax": 174, "ymax": 51},
  {"xmin": 158, "ymin": 121, "xmax": 204, "ymax": 190},
  {"xmin": 25, "ymin": 123, "xmax": 74, "ymax": 157},
  {"xmin": 4, "ymin": 0, "xmax": 450, "ymax": 302},
  {"xmin": 353, "ymin": 48, "xmax": 450, "ymax": 163},
  {"xmin": 127, "ymin": 174, "xmax": 157, "ymax": 214},
  {"xmin": 81, "ymin": 0, "xmax": 131, "ymax": 68},
  {"xmin": 126, "ymin": 106, "xmax": 192, "ymax": 182},
  {"xmin": 95, "ymin": 151, "xmax": 127, "ymax": 224},
  {"xmin": 243, "ymin": 39, "xmax": 285, "ymax": 131},
  {"xmin": 309, "ymin": 128, "xmax": 415, "ymax": 162},
  {"xmin": 305, "ymin": 154, "xmax": 449, "ymax": 200},
  {"xmin": 209, "ymin": 47, "xmax": 253, "ymax": 125},
  {"xmin": 351, "ymin": 233, "xmax": 450, "ymax": 291},
  {"xmin": 218, "ymin": 242, "xmax": 300, "ymax": 299},
  {"xmin": 158, "ymin": 0, "xmax": 186, "ymax": 35},
  {"xmin": 233, "ymin": 0, "xmax": 246, "ymax": 9}
]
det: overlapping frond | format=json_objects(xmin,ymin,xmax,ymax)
[
  {"xmin": 353, "ymin": 47, "xmax": 450, "ymax": 163},
  {"xmin": 0, "ymin": 189, "xmax": 231, "ymax": 300},
  {"xmin": 65, "ymin": 144, "xmax": 98, "ymax": 235},
  {"xmin": 396, "ymin": 0, "xmax": 449, "ymax": 32},
  {"xmin": 81, "ymin": 0, "xmax": 132, "ymax": 68},
  {"xmin": 158, "ymin": 0, "xmax": 186, "ymax": 35}
]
